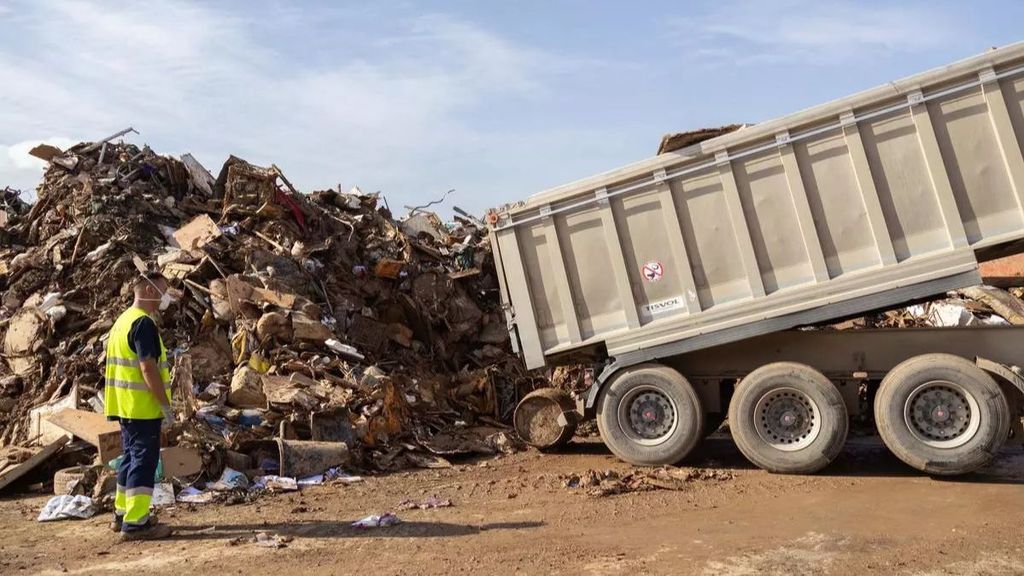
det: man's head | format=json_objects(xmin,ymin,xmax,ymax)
[{"xmin": 132, "ymin": 272, "xmax": 171, "ymax": 314}]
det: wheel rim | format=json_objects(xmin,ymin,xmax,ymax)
[
  {"xmin": 617, "ymin": 385, "xmax": 678, "ymax": 446},
  {"xmin": 753, "ymin": 387, "xmax": 821, "ymax": 451},
  {"xmin": 903, "ymin": 380, "xmax": 981, "ymax": 449}
]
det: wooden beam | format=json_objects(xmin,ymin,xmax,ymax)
[{"xmin": 0, "ymin": 435, "xmax": 69, "ymax": 492}]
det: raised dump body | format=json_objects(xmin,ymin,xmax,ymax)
[{"xmin": 490, "ymin": 43, "xmax": 1024, "ymax": 372}]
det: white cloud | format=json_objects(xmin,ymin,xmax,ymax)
[
  {"xmin": 0, "ymin": 1, "xmax": 561, "ymax": 213},
  {"xmin": 670, "ymin": 0, "xmax": 964, "ymax": 65}
]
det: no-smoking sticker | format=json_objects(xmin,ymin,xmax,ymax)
[{"xmin": 642, "ymin": 261, "xmax": 664, "ymax": 283}]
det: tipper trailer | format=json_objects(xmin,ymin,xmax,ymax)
[{"xmin": 492, "ymin": 43, "xmax": 1024, "ymax": 475}]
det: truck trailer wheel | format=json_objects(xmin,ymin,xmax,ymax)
[
  {"xmin": 728, "ymin": 362, "xmax": 848, "ymax": 474},
  {"xmin": 596, "ymin": 364, "xmax": 704, "ymax": 466},
  {"xmin": 875, "ymin": 354, "xmax": 1010, "ymax": 476}
]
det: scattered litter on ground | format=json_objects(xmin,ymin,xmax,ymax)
[
  {"xmin": 396, "ymin": 495, "xmax": 453, "ymax": 510},
  {"xmin": 228, "ymin": 531, "xmax": 294, "ymax": 548},
  {"xmin": 152, "ymin": 482, "xmax": 175, "ymax": 507},
  {"xmin": 37, "ymin": 495, "xmax": 96, "ymax": 521},
  {"xmin": 253, "ymin": 475, "xmax": 298, "ymax": 492},
  {"xmin": 351, "ymin": 512, "xmax": 401, "ymax": 528},
  {"xmin": 560, "ymin": 467, "xmax": 734, "ymax": 497},
  {"xmin": 177, "ymin": 486, "xmax": 215, "ymax": 504}
]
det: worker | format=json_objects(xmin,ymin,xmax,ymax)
[{"xmin": 104, "ymin": 271, "xmax": 176, "ymax": 541}]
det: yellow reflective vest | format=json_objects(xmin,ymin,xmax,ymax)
[{"xmin": 103, "ymin": 307, "xmax": 171, "ymax": 420}]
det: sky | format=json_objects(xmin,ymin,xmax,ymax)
[{"xmin": 1, "ymin": 0, "xmax": 1023, "ymax": 215}]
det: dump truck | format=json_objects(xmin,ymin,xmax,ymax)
[{"xmin": 492, "ymin": 43, "xmax": 1024, "ymax": 475}]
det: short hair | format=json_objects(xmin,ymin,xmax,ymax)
[{"xmin": 133, "ymin": 271, "xmax": 168, "ymax": 292}]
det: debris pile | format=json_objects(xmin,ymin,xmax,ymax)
[
  {"xmin": 0, "ymin": 132, "xmax": 548, "ymax": 490},
  {"xmin": 560, "ymin": 467, "xmax": 734, "ymax": 497},
  {"xmin": 828, "ymin": 286, "xmax": 1024, "ymax": 330}
]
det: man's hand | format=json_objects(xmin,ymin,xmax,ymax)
[
  {"xmin": 161, "ymin": 404, "xmax": 175, "ymax": 428},
  {"xmin": 140, "ymin": 358, "xmax": 171, "ymax": 426}
]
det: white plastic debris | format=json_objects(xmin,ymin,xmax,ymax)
[
  {"xmin": 325, "ymin": 339, "xmax": 365, "ymax": 362},
  {"xmin": 351, "ymin": 513, "xmax": 401, "ymax": 529},
  {"xmin": 37, "ymin": 495, "xmax": 96, "ymax": 522},
  {"xmin": 253, "ymin": 475, "xmax": 298, "ymax": 492},
  {"xmin": 152, "ymin": 482, "xmax": 175, "ymax": 507},
  {"xmin": 209, "ymin": 467, "xmax": 249, "ymax": 491},
  {"xmin": 177, "ymin": 486, "xmax": 215, "ymax": 504},
  {"xmin": 84, "ymin": 241, "xmax": 113, "ymax": 262},
  {"xmin": 928, "ymin": 302, "xmax": 978, "ymax": 327}
]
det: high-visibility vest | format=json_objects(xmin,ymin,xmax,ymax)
[{"xmin": 103, "ymin": 307, "xmax": 171, "ymax": 420}]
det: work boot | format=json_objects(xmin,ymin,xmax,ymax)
[
  {"xmin": 110, "ymin": 514, "xmax": 157, "ymax": 532},
  {"xmin": 119, "ymin": 523, "xmax": 172, "ymax": 542}
]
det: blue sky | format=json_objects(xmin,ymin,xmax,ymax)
[{"xmin": 1, "ymin": 1, "xmax": 1022, "ymax": 215}]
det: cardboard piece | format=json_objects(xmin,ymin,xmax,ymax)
[
  {"xmin": 172, "ymin": 214, "xmax": 222, "ymax": 251},
  {"xmin": 374, "ymin": 260, "xmax": 404, "ymax": 279},
  {"xmin": 3, "ymin": 307, "xmax": 48, "ymax": 376},
  {"xmin": 46, "ymin": 409, "xmax": 122, "ymax": 463},
  {"xmin": 0, "ymin": 435, "xmax": 69, "ymax": 492},
  {"xmin": 28, "ymin": 386, "xmax": 79, "ymax": 446},
  {"xmin": 251, "ymin": 286, "xmax": 297, "ymax": 309},
  {"xmin": 291, "ymin": 313, "xmax": 333, "ymax": 342},
  {"xmin": 28, "ymin": 143, "xmax": 63, "ymax": 162},
  {"xmin": 262, "ymin": 375, "xmax": 319, "ymax": 410},
  {"xmin": 160, "ymin": 446, "xmax": 203, "ymax": 478}
]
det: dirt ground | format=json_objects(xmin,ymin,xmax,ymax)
[{"xmin": 1, "ymin": 434, "xmax": 1022, "ymax": 576}]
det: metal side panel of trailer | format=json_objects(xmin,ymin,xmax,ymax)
[{"xmin": 491, "ymin": 42, "xmax": 1024, "ymax": 370}]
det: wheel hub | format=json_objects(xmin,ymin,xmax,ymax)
[
  {"xmin": 753, "ymin": 388, "xmax": 821, "ymax": 451},
  {"xmin": 617, "ymin": 387, "xmax": 678, "ymax": 445},
  {"xmin": 904, "ymin": 381, "xmax": 981, "ymax": 449}
]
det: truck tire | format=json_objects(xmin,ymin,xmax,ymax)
[
  {"xmin": 53, "ymin": 466, "xmax": 89, "ymax": 495},
  {"xmin": 875, "ymin": 354, "xmax": 1010, "ymax": 476},
  {"xmin": 596, "ymin": 364, "xmax": 704, "ymax": 466},
  {"xmin": 729, "ymin": 362, "xmax": 848, "ymax": 474}
]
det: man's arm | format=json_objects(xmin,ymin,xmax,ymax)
[
  {"xmin": 139, "ymin": 358, "xmax": 170, "ymax": 412},
  {"xmin": 130, "ymin": 316, "xmax": 172, "ymax": 424}
]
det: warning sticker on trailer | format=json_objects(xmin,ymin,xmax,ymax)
[{"xmin": 641, "ymin": 261, "xmax": 664, "ymax": 283}]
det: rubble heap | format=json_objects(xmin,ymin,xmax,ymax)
[{"xmin": 0, "ymin": 134, "xmax": 547, "ymax": 480}]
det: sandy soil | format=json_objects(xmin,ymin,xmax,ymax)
[{"xmin": 1, "ymin": 435, "xmax": 1022, "ymax": 576}]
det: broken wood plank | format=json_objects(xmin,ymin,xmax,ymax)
[
  {"xmin": 960, "ymin": 285, "xmax": 1024, "ymax": 325},
  {"xmin": 251, "ymin": 286, "xmax": 297, "ymax": 309},
  {"xmin": 160, "ymin": 446, "xmax": 203, "ymax": 478},
  {"xmin": 28, "ymin": 143, "xmax": 63, "ymax": 162},
  {"xmin": 28, "ymin": 386, "xmax": 79, "ymax": 446},
  {"xmin": 0, "ymin": 435, "xmax": 69, "ymax": 492},
  {"xmin": 291, "ymin": 312, "xmax": 333, "ymax": 341},
  {"xmin": 46, "ymin": 409, "xmax": 123, "ymax": 462},
  {"xmin": 173, "ymin": 214, "xmax": 222, "ymax": 251}
]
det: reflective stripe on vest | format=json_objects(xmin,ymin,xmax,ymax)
[{"xmin": 103, "ymin": 307, "xmax": 171, "ymax": 420}]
